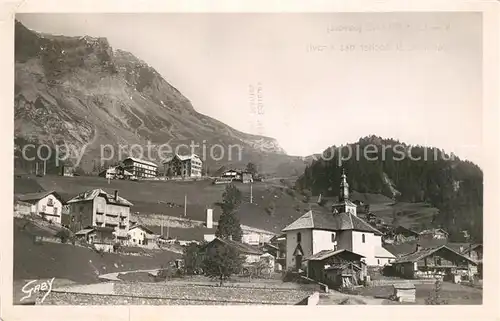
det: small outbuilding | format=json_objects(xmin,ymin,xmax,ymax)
[{"xmin": 392, "ymin": 283, "xmax": 416, "ymax": 303}]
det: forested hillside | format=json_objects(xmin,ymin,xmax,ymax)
[{"xmin": 296, "ymin": 136, "xmax": 483, "ymax": 242}]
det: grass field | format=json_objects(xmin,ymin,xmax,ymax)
[
  {"xmin": 15, "ymin": 174, "xmax": 439, "ymax": 233},
  {"xmin": 13, "ymin": 217, "xmax": 180, "ymax": 284}
]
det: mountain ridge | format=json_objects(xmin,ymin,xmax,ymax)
[{"xmin": 14, "ymin": 20, "xmax": 302, "ymax": 175}]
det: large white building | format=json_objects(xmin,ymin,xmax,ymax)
[
  {"xmin": 282, "ymin": 171, "xmax": 395, "ymax": 268},
  {"xmin": 122, "ymin": 157, "xmax": 158, "ymax": 178},
  {"xmin": 163, "ymin": 154, "xmax": 203, "ymax": 178}
]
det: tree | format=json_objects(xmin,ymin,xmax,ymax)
[
  {"xmin": 183, "ymin": 242, "xmax": 204, "ymax": 275},
  {"xmin": 216, "ymin": 184, "xmax": 243, "ymax": 241},
  {"xmin": 246, "ymin": 162, "xmax": 258, "ymax": 176},
  {"xmin": 202, "ymin": 244, "xmax": 244, "ymax": 286}
]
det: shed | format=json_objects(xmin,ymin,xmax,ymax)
[{"xmin": 393, "ymin": 283, "xmax": 416, "ymax": 303}]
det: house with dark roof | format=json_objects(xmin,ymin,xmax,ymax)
[
  {"xmin": 200, "ymin": 237, "xmax": 265, "ymax": 264},
  {"xmin": 303, "ymin": 249, "xmax": 366, "ymax": 289},
  {"xmin": 16, "ymin": 191, "xmax": 65, "ymax": 224},
  {"xmin": 391, "ymin": 244, "xmax": 478, "ymax": 281},
  {"xmin": 282, "ymin": 171, "xmax": 395, "ymax": 269},
  {"xmin": 66, "ymin": 189, "xmax": 133, "ymax": 242}
]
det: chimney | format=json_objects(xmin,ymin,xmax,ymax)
[
  {"xmin": 229, "ymin": 235, "xmax": 233, "ymax": 241},
  {"xmin": 414, "ymin": 243, "xmax": 421, "ymax": 253},
  {"xmin": 114, "ymin": 190, "xmax": 118, "ymax": 200},
  {"xmin": 206, "ymin": 208, "xmax": 213, "ymax": 229}
]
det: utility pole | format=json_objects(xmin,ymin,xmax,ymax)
[
  {"xmin": 43, "ymin": 160, "xmax": 46, "ymax": 176},
  {"xmin": 35, "ymin": 162, "xmax": 39, "ymax": 175},
  {"xmin": 184, "ymin": 194, "xmax": 187, "ymax": 217},
  {"xmin": 250, "ymin": 184, "xmax": 253, "ymax": 204}
]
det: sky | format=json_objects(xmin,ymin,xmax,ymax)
[{"xmin": 17, "ymin": 13, "xmax": 483, "ymax": 166}]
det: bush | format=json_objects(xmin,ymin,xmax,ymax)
[{"xmin": 55, "ymin": 229, "xmax": 71, "ymax": 243}]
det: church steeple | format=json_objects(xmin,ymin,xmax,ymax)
[
  {"xmin": 339, "ymin": 168, "xmax": 349, "ymax": 202},
  {"xmin": 332, "ymin": 169, "xmax": 357, "ymax": 216}
]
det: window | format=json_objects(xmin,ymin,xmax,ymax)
[
  {"xmin": 331, "ymin": 232, "xmax": 336, "ymax": 242},
  {"xmin": 297, "ymin": 232, "xmax": 302, "ymax": 243},
  {"xmin": 47, "ymin": 198, "xmax": 54, "ymax": 206},
  {"xmin": 377, "ymin": 259, "xmax": 380, "ymax": 265},
  {"xmin": 42, "ymin": 205, "xmax": 47, "ymax": 212},
  {"xmin": 54, "ymin": 208, "xmax": 58, "ymax": 215},
  {"xmin": 362, "ymin": 234, "xmax": 366, "ymax": 243}
]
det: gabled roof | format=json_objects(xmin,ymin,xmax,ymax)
[
  {"xmin": 123, "ymin": 157, "xmax": 158, "ymax": 167},
  {"xmin": 162, "ymin": 153, "xmax": 201, "ymax": 163},
  {"xmin": 281, "ymin": 210, "xmax": 382, "ymax": 235},
  {"xmin": 66, "ymin": 189, "xmax": 133, "ymax": 206},
  {"xmin": 128, "ymin": 224, "xmax": 155, "ymax": 235},
  {"xmin": 17, "ymin": 191, "xmax": 64, "ymax": 203},
  {"xmin": 304, "ymin": 249, "xmax": 365, "ymax": 261},
  {"xmin": 202, "ymin": 237, "xmax": 264, "ymax": 255},
  {"xmin": 393, "ymin": 245, "xmax": 478, "ymax": 265},
  {"xmin": 75, "ymin": 228, "xmax": 95, "ymax": 236}
]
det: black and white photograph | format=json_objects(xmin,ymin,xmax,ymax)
[{"xmin": 1, "ymin": 1, "xmax": 499, "ymax": 319}]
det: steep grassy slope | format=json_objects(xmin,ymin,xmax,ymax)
[
  {"xmin": 17, "ymin": 175, "xmax": 440, "ymax": 234},
  {"xmin": 13, "ymin": 217, "xmax": 180, "ymax": 284},
  {"xmin": 14, "ymin": 21, "xmax": 307, "ymax": 176}
]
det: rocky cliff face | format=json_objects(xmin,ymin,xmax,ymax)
[{"xmin": 14, "ymin": 21, "xmax": 295, "ymax": 173}]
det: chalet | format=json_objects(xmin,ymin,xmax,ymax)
[
  {"xmin": 98, "ymin": 165, "xmax": 134, "ymax": 180},
  {"xmin": 304, "ymin": 249, "xmax": 366, "ymax": 289},
  {"xmin": 282, "ymin": 171, "xmax": 395, "ymax": 268},
  {"xmin": 16, "ymin": 191, "xmax": 65, "ymax": 224},
  {"xmin": 74, "ymin": 226, "xmax": 116, "ymax": 252},
  {"xmin": 163, "ymin": 154, "xmax": 202, "ymax": 178},
  {"xmin": 200, "ymin": 237, "xmax": 264, "ymax": 264},
  {"xmin": 128, "ymin": 225, "xmax": 158, "ymax": 248},
  {"xmin": 383, "ymin": 225, "xmax": 420, "ymax": 244},
  {"xmin": 391, "ymin": 244, "xmax": 478, "ymax": 282},
  {"xmin": 267, "ymin": 234, "xmax": 286, "ymax": 270},
  {"xmin": 419, "ymin": 228, "xmax": 449, "ymax": 241},
  {"xmin": 66, "ymin": 189, "xmax": 133, "ymax": 242}
]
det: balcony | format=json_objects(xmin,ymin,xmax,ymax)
[{"xmin": 106, "ymin": 212, "xmax": 119, "ymax": 218}]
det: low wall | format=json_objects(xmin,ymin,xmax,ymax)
[
  {"xmin": 368, "ymin": 278, "xmax": 437, "ymax": 287},
  {"xmin": 37, "ymin": 282, "xmax": 312, "ymax": 305}
]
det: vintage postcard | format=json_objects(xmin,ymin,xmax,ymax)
[{"xmin": 1, "ymin": 1, "xmax": 499, "ymax": 321}]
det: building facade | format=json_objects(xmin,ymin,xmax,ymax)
[
  {"xmin": 17, "ymin": 191, "xmax": 64, "ymax": 224},
  {"xmin": 163, "ymin": 154, "xmax": 203, "ymax": 178},
  {"xmin": 122, "ymin": 157, "xmax": 158, "ymax": 178},
  {"xmin": 282, "ymin": 171, "xmax": 395, "ymax": 269},
  {"xmin": 127, "ymin": 225, "xmax": 157, "ymax": 248},
  {"xmin": 66, "ymin": 189, "xmax": 133, "ymax": 242}
]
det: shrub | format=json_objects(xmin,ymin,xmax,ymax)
[{"xmin": 55, "ymin": 229, "xmax": 71, "ymax": 243}]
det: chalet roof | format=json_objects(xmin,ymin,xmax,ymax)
[
  {"xmin": 383, "ymin": 239, "xmax": 448, "ymax": 257},
  {"xmin": 304, "ymin": 249, "xmax": 365, "ymax": 261},
  {"xmin": 162, "ymin": 153, "xmax": 201, "ymax": 163},
  {"xmin": 281, "ymin": 210, "xmax": 383, "ymax": 235},
  {"xmin": 123, "ymin": 157, "xmax": 158, "ymax": 167},
  {"xmin": 66, "ymin": 189, "xmax": 133, "ymax": 206},
  {"xmin": 75, "ymin": 228, "xmax": 95, "ymax": 236},
  {"xmin": 419, "ymin": 228, "xmax": 449, "ymax": 235},
  {"xmin": 17, "ymin": 191, "xmax": 63, "ymax": 203},
  {"xmin": 393, "ymin": 245, "xmax": 478, "ymax": 265},
  {"xmin": 128, "ymin": 225, "xmax": 155, "ymax": 235},
  {"xmin": 202, "ymin": 237, "xmax": 264, "ymax": 256}
]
